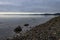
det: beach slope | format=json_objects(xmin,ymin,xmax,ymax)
[{"xmin": 9, "ymin": 16, "xmax": 60, "ymax": 40}]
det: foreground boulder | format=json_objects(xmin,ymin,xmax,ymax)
[{"xmin": 14, "ymin": 25, "xmax": 22, "ymax": 33}]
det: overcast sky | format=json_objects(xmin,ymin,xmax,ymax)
[{"xmin": 0, "ymin": 0, "xmax": 60, "ymax": 12}]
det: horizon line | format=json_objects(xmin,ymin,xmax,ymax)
[{"xmin": 0, "ymin": 12, "xmax": 57, "ymax": 14}]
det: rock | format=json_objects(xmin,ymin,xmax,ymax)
[
  {"xmin": 14, "ymin": 25, "xmax": 22, "ymax": 33},
  {"xmin": 24, "ymin": 24, "xmax": 29, "ymax": 26}
]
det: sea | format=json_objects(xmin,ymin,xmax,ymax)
[
  {"xmin": 0, "ymin": 14, "xmax": 58, "ymax": 40},
  {"xmin": 0, "ymin": 0, "xmax": 60, "ymax": 40}
]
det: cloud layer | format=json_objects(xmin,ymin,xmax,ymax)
[{"xmin": 0, "ymin": 0, "xmax": 60, "ymax": 12}]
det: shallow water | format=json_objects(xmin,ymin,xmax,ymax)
[{"xmin": 0, "ymin": 15, "xmax": 57, "ymax": 40}]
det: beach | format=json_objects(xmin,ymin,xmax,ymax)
[
  {"xmin": 9, "ymin": 16, "xmax": 60, "ymax": 40},
  {"xmin": 0, "ymin": 15, "xmax": 56, "ymax": 40}
]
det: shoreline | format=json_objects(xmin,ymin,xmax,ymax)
[{"xmin": 8, "ymin": 16, "xmax": 60, "ymax": 40}]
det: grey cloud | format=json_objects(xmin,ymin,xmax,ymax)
[{"xmin": 0, "ymin": 0, "xmax": 60, "ymax": 12}]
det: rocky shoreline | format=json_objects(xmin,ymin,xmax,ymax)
[{"xmin": 7, "ymin": 16, "xmax": 60, "ymax": 40}]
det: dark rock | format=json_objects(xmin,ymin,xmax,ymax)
[
  {"xmin": 24, "ymin": 24, "xmax": 29, "ymax": 26},
  {"xmin": 14, "ymin": 25, "xmax": 22, "ymax": 33}
]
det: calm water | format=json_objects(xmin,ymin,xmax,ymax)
[{"xmin": 0, "ymin": 15, "xmax": 57, "ymax": 40}]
